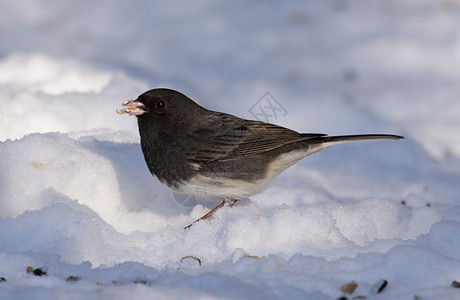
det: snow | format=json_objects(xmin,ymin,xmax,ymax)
[{"xmin": 1, "ymin": 1, "xmax": 460, "ymax": 299}]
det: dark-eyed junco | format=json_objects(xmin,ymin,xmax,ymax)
[{"xmin": 117, "ymin": 88, "xmax": 403, "ymax": 227}]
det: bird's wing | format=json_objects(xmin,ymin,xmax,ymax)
[{"xmin": 173, "ymin": 113, "xmax": 325, "ymax": 163}]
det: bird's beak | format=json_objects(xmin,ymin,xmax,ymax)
[{"xmin": 116, "ymin": 100, "xmax": 148, "ymax": 116}]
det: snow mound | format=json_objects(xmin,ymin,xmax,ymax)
[{"xmin": 1, "ymin": 0, "xmax": 460, "ymax": 298}]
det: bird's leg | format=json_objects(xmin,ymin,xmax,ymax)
[
  {"xmin": 184, "ymin": 201, "xmax": 224, "ymax": 230},
  {"xmin": 184, "ymin": 197, "xmax": 238, "ymax": 230}
]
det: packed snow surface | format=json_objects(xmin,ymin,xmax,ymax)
[{"xmin": 1, "ymin": 1, "xmax": 460, "ymax": 299}]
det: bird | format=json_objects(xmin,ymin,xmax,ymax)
[{"xmin": 117, "ymin": 88, "xmax": 403, "ymax": 228}]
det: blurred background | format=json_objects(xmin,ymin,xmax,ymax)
[
  {"xmin": 0, "ymin": 0, "xmax": 459, "ymax": 160},
  {"xmin": 0, "ymin": 4, "xmax": 459, "ymax": 297}
]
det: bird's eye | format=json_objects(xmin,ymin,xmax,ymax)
[{"xmin": 157, "ymin": 101, "xmax": 165, "ymax": 109}]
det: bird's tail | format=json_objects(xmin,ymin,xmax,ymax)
[
  {"xmin": 320, "ymin": 134, "xmax": 403, "ymax": 144},
  {"xmin": 304, "ymin": 134, "xmax": 403, "ymax": 155}
]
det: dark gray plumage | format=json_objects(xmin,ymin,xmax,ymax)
[{"xmin": 118, "ymin": 88, "xmax": 403, "ymax": 225}]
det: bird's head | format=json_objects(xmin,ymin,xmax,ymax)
[{"xmin": 117, "ymin": 88, "xmax": 206, "ymax": 136}]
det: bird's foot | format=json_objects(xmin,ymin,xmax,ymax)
[{"xmin": 184, "ymin": 198, "xmax": 238, "ymax": 230}]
